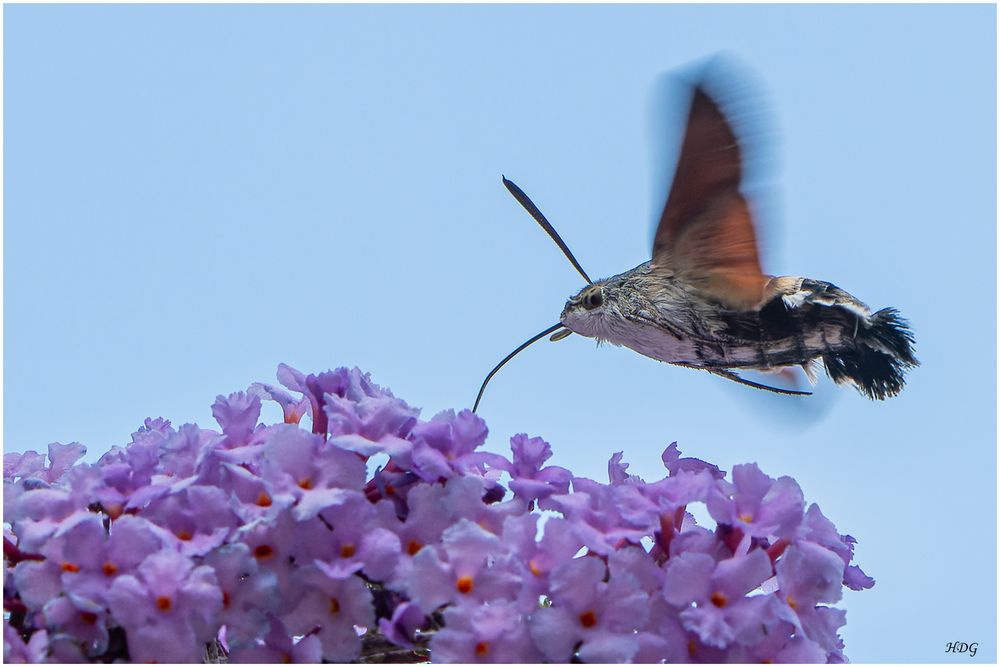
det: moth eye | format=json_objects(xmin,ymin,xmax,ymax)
[{"xmin": 583, "ymin": 290, "xmax": 604, "ymax": 310}]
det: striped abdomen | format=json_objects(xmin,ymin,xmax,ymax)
[{"xmin": 713, "ymin": 278, "xmax": 919, "ymax": 400}]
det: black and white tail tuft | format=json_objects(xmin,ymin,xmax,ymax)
[{"xmin": 822, "ymin": 308, "xmax": 919, "ymax": 400}]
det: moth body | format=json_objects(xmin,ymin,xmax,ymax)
[
  {"xmin": 561, "ymin": 263, "xmax": 917, "ymax": 400},
  {"xmin": 473, "ymin": 61, "xmax": 918, "ymax": 413}
]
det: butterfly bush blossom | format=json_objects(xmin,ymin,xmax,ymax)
[{"xmin": 3, "ymin": 365, "xmax": 873, "ymax": 663}]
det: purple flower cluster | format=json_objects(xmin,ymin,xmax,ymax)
[{"xmin": 4, "ymin": 365, "xmax": 873, "ymax": 663}]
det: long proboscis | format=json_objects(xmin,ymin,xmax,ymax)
[
  {"xmin": 473, "ymin": 323, "xmax": 565, "ymax": 413},
  {"xmin": 502, "ymin": 176, "xmax": 593, "ymax": 285}
]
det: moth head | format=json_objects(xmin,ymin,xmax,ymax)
[{"xmin": 560, "ymin": 284, "xmax": 608, "ymax": 334}]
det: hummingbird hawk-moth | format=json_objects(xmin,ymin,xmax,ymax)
[{"xmin": 473, "ymin": 70, "xmax": 918, "ymax": 413}]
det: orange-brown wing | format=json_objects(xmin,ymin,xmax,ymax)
[{"xmin": 651, "ymin": 87, "xmax": 766, "ymax": 311}]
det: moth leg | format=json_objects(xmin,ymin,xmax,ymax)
[{"xmin": 708, "ymin": 369, "xmax": 812, "ymax": 396}]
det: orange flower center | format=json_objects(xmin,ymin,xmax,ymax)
[
  {"xmin": 298, "ymin": 478, "xmax": 313, "ymax": 490},
  {"xmin": 475, "ymin": 641, "xmax": 490, "ymax": 656},
  {"xmin": 786, "ymin": 594, "xmax": 797, "ymax": 609},
  {"xmin": 61, "ymin": 562, "xmax": 80, "ymax": 573},
  {"xmin": 579, "ymin": 610, "xmax": 597, "ymax": 628},
  {"xmin": 710, "ymin": 592, "xmax": 728, "ymax": 608},
  {"xmin": 222, "ymin": 591, "xmax": 231, "ymax": 608},
  {"xmin": 340, "ymin": 544, "xmax": 356, "ymax": 558},
  {"xmin": 528, "ymin": 559, "xmax": 542, "ymax": 577},
  {"xmin": 407, "ymin": 540, "xmax": 423, "ymax": 556},
  {"xmin": 102, "ymin": 562, "xmax": 119, "ymax": 577},
  {"xmin": 155, "ymin": 596, "xmax": 172, "ymax": 611},
  {"xmin": 256, "ymin": 492, "xmax": 273, "ymax": 507},
  {"xmin": 79, "ymin": 611, "xmax": 98, "ymax": 625},
  {"xmin": 738, "ymin": 513, "xmax": 754, "ymax": 524},
  {"xmin": 177, "ymin": 531, "xmax": 192, "ymax": 541},
  {"xmin": 456, "ymin": 575, "xmax": 474, "ymax": 594},
  {"xmin": 329, "ymin": 597, "xmax": 341, "ymax": 614},
  {"xmin": 254, "ymin": 544, "xmax": 275, "ymax": 560}
]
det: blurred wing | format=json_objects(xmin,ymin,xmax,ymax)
[{"xmin": 651, "ymin": 87, "xmax": 766, "ymax": 311}]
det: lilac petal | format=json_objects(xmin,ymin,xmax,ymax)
[
  {"xmin": 510, "ymin": 433, "xmax": 553, "ymax": 472},
  {"xmin": 4, "ymin": 624, "xmax": 51, "ymax": 664},
  {"xmin": 469, "ymin": 553, "xmax": 523, "ymax": 603},
  {"xmin": 549, "ymin": 557, "xmax": 605, "ymax": 611},
  {"xmin": 777, "ymin": 635, "xmax": 828, "ymax": 663},
  {"xmin": 293, "ymin": 487, "xmax": 352, "ymax": 522},
  {"xmin": 5, "ymin": 450, "xmax": 46, "ymax": 479},
  {"xmin": 261, "ymin": 425, "xmax": 322, "ymax": 484},
  {"xmin": 609, "ymin": 546, "xmax": 664, "ymax": 594},
  {"xmin": 313, "ymin": 557, "xmax": 364, "ymax": 580},
  {"xmin": 638, "ymin": 598, "xmax": 692, "ymax": 663},
  {"xmin": 45, "ymin": 442, "xmax": 87, "ymax": 482},
  {"xmin": 452, "ymin": 410, "xmax": 489, "ymax": 452},
  {"xmin": 249, "ymin": 382, "xmax": 310, "ymax": 425},
  {"xmin": 212, "ymin": 391, "xmax": 261, "ymax": 446},
  {"xmin": 441, "ymin": 519, "xmax": 501, "ymax": 576},
  {"xmin": 610, "ymin": 484, "xmax": 659, "ymax": 529},
  {"xmin": 633, "ymin": 631, "xmax": 674, "ymax": 664},
  {"xmin": 137, "ymin": 550, "xmax": 195, "ymax": 599},
  {"xmin": 294, "ymin": 634, "xmax": 324, "ymax": 663},
  {"xmin": 358, "ymin": 528, "xmax": 401, "ymax": 582},
  {"xmin": 799, "ymin": 606, "xmax": 847, "ymax": 657},
  {"xmin": 125, "ymin": 621, "xmax": 202, "ymax": 663},
  {"xmin": 46, "ymin": 511, "xmax": 106, "ymax": 566},
  {"xmin": 14, "ymin": 516, "xmax": 63, "ymax": 554},
  {"xmin": 316, "ymin": 445, "xmax": 368, "ymax": 489},
  {"xmin": 577, "ymin": 631, "xmax": 640, "ymax": 663},
  {"xmin": 276, "ymin": 363, "xmax": 308, "ymax": 394},
  {"xmin": 405, "ymin": 547, "xmax": 453, "ymax": 612},
  {"xmin": 438, "ymin": 602, "xmax": 542, "ymax": 663},
  {"xmin": 411, "ymin": 442, "xmax": 452, "ymax": 481},
  {"xmin": 317, "ymin": 621, "xmax": 363, "ymax": 662},
  {"xmin": 12, "ymin": 561, "xmax": 62, "ymax": 610},
  {"xmin": 725, "ymin": 594, "xmax": 780, "ymax": 645},
  {"xmin": 608, "ymin": 451, "xmax": 641, "ymax": 485},
  {"xmin": 181, "ymin": 565, "xmax": 225, "ymax": 636},
  {"xmin": 509, "ymin": 478, "xmax": 558, "ymax": 502},
  {"xmin": 4, "ymin": 618, "xmax": 33, "ymax": 663},
  {"xmin": 533, "ymin": 517, "xmax": 585, "ymax": 573},
  {"xmin": 125, "ymin": 483, "xmax": 171, "ymax": 511},
  {"xmin": 282, "ymin": 570, "xmax": 372, "ymax": 661},
  {"xmin": 529, "ymin": 606, "xmax": 580, "ymax": 661},
  {"xmin": 603, "ymin": 578, "xmax": 652, "ymax": 632},
  {"xmin": 713, "ymin": 548, "xmax": 773, "ymax": 598},
  {"xmin": 106, "ymin": 515, "xmax": 174, "ymax": 570},
  {"xmin": 329, "ymin": 432, "xmax": 384, "ymax": 457},
  {"xmin": 662, "ymin": 551, "xmax": 714, "ymax": 607},
  {"xmin": 13, "ymin": 488, "xmax": 74, "ymax": 523},
  {"xmin": 777, "ymin": 542, "xmax": 845, "ymax": 606},
  {"xmin": 755, "ymin": 476, "xmax": 806, "ymax": 537},
  {"xmin": 662, "ymin": 442, "xmax": 724, "ymax": 478},
  {"xmin": 844, "ymin": 564, "xmax": 875, "ymax": 591},
  {"xmin": 41, "ymin": 594, "xmax": 110, "ymax": 655},
  {"xmin": 378, "ymin": 601, "xmax": 425, "ymax": 649},
  {"xmin": 679, "ymin": 605, "xmax": 734, "ymax": 648},
  {"xmin": 107, "ymin": 573, "xmax": 155, "ymax": 626},
  {"xmin": 428, "ymin": 626, "xmax": 477, "ymax": 663}
]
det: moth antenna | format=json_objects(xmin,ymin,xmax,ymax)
[
  {"xmin": 708, "ymin": 369, "xmax": 812, "ymax": 397},
  {"xmin": 502, "ymin": 176, "xmax": 593, "ymax": 285},
  {"xmin": 473, "ymin": 323, "xmax": 565, "ymax": 413}
]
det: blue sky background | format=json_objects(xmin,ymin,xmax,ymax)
[{"xmin": 4, "ymin": 4, "xmax": 996, "ymax": 662}]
